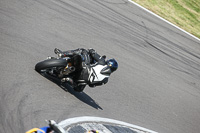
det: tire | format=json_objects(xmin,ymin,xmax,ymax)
[
  {"xmin": 35, "ymin": 59, "xmax": 68, "ymax": 72},
  {"xmin": 74, "ymin": 85, "xmax": 86, "ymax": 92}
]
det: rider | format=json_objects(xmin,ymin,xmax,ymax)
[{"xmin": 55, "ymin": 48, "xmax": 118, "ymax": 88}]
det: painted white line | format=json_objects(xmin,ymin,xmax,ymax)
[
  {"xmin": 58, "ymin": 116, "xmax": 158, "ymax": 133},
  {"xmin": 128, "ymin": 0, "xmax": 200, "ymax": 42},
  {"xmin": 81, "ymin": 123, "xmax": 112, "ymax": 133}
]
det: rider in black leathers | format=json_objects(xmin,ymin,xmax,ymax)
[{"xmin": 55, "ymin": 48, "xmax": 118, "ymax": 88}]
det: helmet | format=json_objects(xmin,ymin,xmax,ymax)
[{"xmin": 107, "ymin": 58, "xmax": 118, "ymax": 72}]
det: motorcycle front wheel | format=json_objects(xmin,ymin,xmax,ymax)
[{"xmin": 35, "ymin": 59, "xmax": 68, "ymax": 73}]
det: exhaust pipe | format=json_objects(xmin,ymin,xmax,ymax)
[
  {"xmin": 63, "ymin": 66, "xmax": 76, "ymax": 76},
  {"xmin": 68, "ymin": 66, "xmax": 75, "ymax": 72}
]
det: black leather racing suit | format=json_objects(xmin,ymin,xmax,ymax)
[{"xmin": 62, "ymin": 48, "xmax": 109, "ymax": 87}]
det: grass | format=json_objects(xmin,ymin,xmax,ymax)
[{"xmin": 132, "ymin": 0, "xmax": 200, "ymax": 39}]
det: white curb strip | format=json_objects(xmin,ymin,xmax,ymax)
[
  {"xmin": 128, "ymin": 0, "xmax": 200, "ymax": 42},
  {"xmin": 58, "ymin": 116, "xmax": 158, "ymax": 133}
]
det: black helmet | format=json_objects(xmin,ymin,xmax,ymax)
[{"xmin": 107, "ymin": 58, "xmax": 118, "ymax": 72}]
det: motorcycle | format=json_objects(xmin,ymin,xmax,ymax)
[{"xmin": 35, "ymin": 48, "xmax": 86, "ymax": 92}]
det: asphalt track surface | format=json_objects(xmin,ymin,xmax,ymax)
[{"xmin": 0, "ymin": 0, "xmax": 200, "ymax": 133}]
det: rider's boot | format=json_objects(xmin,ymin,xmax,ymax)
[
  {"xmin": 54, "ymin": 48, "xmax": 65, "ymax": 58},
  {"xmin": 54, "ymin": 48, "xmax": 62, "ymax": 54}
]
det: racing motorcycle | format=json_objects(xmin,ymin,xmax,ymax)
[{"xmin": 35, "ymin": 48, "xmax": 86, "ymax": 92}]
